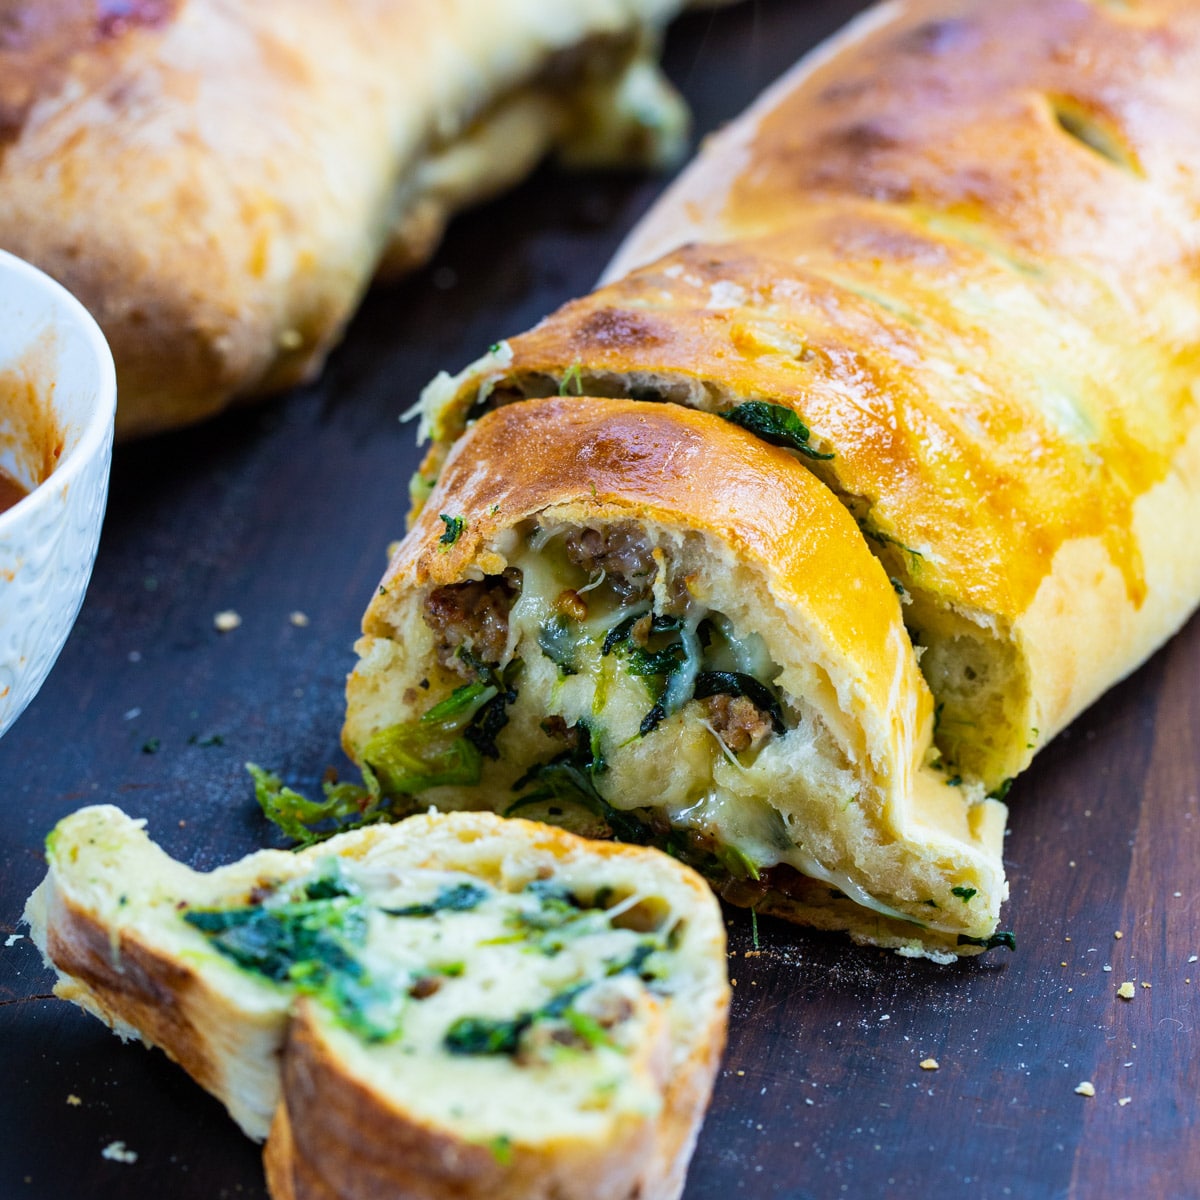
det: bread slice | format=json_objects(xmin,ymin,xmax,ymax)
[
  {"xmin": 24, "ymin": 805, "xmax": 729, "ymax": 1200},
  {"xmin": 344, "ymin": 397, "xmax": 1009, "ymax": 961},
  {"xmin": 413, "ymin": 0, "xmax": 1200, "ymax": 797}
]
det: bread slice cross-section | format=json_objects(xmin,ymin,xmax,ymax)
[{"xmin": 25, "ymin": 805, "xmax": 729, "ymax": 1200}]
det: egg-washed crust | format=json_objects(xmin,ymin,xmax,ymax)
[
  {"xmin": 419, "ymin": 0, "xmax": 1200, "ymax": 784},
  {"xmin": 375, "ymin": 396, "xmax": 925, "ymax": 748},
  {"xmin": 349, "ymin": 398, "xmax": 1008, "ymax": 959},
  {"xmin": 0, "ymin": 0, "xmax": 691, "ymax": 439},
  {"xmin": 25, "ymin": 806, "xmax": 729, "ymax": 1200}
]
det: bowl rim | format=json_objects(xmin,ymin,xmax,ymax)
[{"xmin": 0, "ymin": 248, "xmax": 116, "ymax": 531}]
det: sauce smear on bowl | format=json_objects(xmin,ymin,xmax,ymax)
[{"xmin": 0, "ymin": 468, "xmax": 26, "ymax": 513}]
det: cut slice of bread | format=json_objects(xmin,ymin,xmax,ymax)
[{"xmin": 25, "ymin": 805, "xmax": 729, "ymax": 1200}]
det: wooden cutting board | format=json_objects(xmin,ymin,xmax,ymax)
[{"xmin": 1, "ymin": 3, "xmax": 1196, "ymax": 1196}]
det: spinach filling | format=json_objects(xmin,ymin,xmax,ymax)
[
  {"xmin": 721, "ymin": 401, "xmax": 835, "ymax": 461},
  {"xmin": 184, "ymin": 868, "xmax": 404, "ymax": 1043},
  {"xmin": 383, "ymin": 882, "xmax": 490, "ymax": 918},
  {"xmin": 443, "ymin": 937, "xmax": 665, "ymax": 1059},
  {"xmin": 506, "ymin": 719, "xmax": 648, "ymax": 843}
]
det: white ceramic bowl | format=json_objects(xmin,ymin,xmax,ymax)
[{"xmin": 0, "ymin": 250, "xmax": 116, "ymax": 739}]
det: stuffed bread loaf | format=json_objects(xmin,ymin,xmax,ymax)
[
  {"xmin": 0, "ymin": 0, "xmax": 694, "ymax": 438},
  {"xmin": 416, "ymin": 0, "xmax": 1200, "ymax": 799},
  {"xmin": 25, "ymin": 805, "xmax": 729, "ymax": 1200},
  {"xmin": 344, "ymin": 398, "xmax": 1008, "ymax": 961}
]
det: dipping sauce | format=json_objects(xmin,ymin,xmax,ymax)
[
  {"xmin": 0, "ymin": 354, "xmax": 62, "ymax": 513},
  {"xmin": 0, "ymin": 467, "xmax": 27, "ymax": 514}
]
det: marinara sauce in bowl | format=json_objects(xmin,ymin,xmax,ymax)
[{"xmin": 0, "ymin": 249, "xmax": 116, "ymax": 738}]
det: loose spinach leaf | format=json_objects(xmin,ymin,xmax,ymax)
[
  {"xmin": 249, "ymin": 763, "xmax": 394, "ymax": 848},
  {"xmin": 722, "ymin": 401, "xmax": 835, "ymax": 460},
  {"xmin": 601, "ymin": 613, "xmax": 693, "ymax": 731},
  {"xmin": 463, "ymin": 659, "xmax": 521, "ymax": 760},
  {"xmin": 691, "ymin": 671, "xmax": 787, "ymax": 735},
  {"xmin": 957, "ymin": 931, "xmax": 1017, "ymax": 952},
  {"xmin": 444, "ymin": 1014, "xmax": 525, "ymax": 1056},
  {"xmin": 601, "ymin": 613, "xmax": 682, "ymax": 658}
]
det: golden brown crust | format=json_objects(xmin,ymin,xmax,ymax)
[
  {"xmin": 376, "ymin": 395, "xmax": 925, "ymax": 751},
  {"xmin": 423, "ymin": 0, "xmax": 1200, "ymax": 780},
  {"xmin": 0, "ymin": 0, "xmax": 687, "ymax": 437},
  {"xmin": 267, "ymin": 978, "xmax": 726, "ymax": 1200}
]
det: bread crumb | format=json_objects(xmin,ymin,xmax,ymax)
[
  {"xmin": 1118, "ymin": 1097, "xmax": 1132, "ymax": 1107},
  {"xmin": 66, "ymin": 1094, "xmax": 81, "ymax": 1106},
  {"xmin": 736, "ymin": 1070, "xmax": 745, "ymax": 1077},
  {"xmin": 1074, "ymin": 1082, "xmax": 1095, "ymax": 1097},
  {"xmin": 289, "ymin": 611, "xmax": 310, "ymax": 628},
  {"xmin": 213, "ymin": 610, "xmax": 242, "ymax": 633},
  {"xmin": 919, "ymin": 1058, "xmax": 939, "ymax": 1071},
  {"xmin": 1189, "ymin": 956, "xmax": 1198, "ymax": 964},
  {"xmin": 101, "ymin": 1141, "xmax": 137, "ymax": 1164},
  {"xmin": 1117, "ymin": 981, "xmax": 1136, "ymax": 1000},
  {"xmin": 1141, "ymin": 981, "xmax": 1152, "ymax": 989},
  {"xmin": 4, "ymin": 933, "xmax": 22, "ymax": 947},
  {"xmin": 1114, "ymin": 931, "xmax": 1123, "ymax": 940}
]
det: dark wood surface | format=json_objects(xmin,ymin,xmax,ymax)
[{"xmin": 2, "ymin": 3, "xmax": 1198, "ymax": 1197}]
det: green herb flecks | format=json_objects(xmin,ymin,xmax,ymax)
[
  {"xmin": 858, "ymin": 520, "xmax": 925, "ymax": 567},
  {"xmin": 989, "ymin": 778, "xmax": 1015, "ymax": 801},
  {"xmin": 439, "ymin": 514, "xmax": 466, "ymax": 546},
  {"xmin": 722, "ymin": 401, "xmax": 834, "ymax": 461},
  {"xmin": 950, "ymin": 886, "xmax": 978, "ymax": 903},
  {"xmin": 486, "ymin": 1135, "xmax": 514, "ymax": 1167},
  {"xmin": 384, "ymin": 882, "xmax": 490, "ymax": 918}
]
